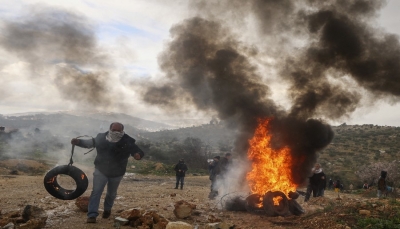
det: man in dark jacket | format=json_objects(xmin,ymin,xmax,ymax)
[
  {"xmin": 174, "ymin": 158, "xmax": 188, "ymax": 189},
  {"xmin": 219, "ymin": 153, "xmax": 232, "ymax": 178},
  {"xmin": 217, "ymin": 153, "xmax": 233, "ymax": 195},
  {"xmin": 304, "ymin": 163, "xmax": 326, "ymax": 202},
  {"xmin": 71, "ymin": 122, "xmax": 144, "ymax": 223},
  {"xmin": 208, "ymin": 156, "xmax": 220, "ymax": 199}
]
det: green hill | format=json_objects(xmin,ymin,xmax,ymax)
[{"xmin": 318, "ymin": 124, "xmax": 400, "ymax": 188}]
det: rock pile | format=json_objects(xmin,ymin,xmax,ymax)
[
  {"xmin": 74, "ymin": 196, "xmax": 89, "ymax": 212},
  {"xmin": 0, "ymin": 205, "xmax": 47, "ymax": 229},
  {"xmin": 113, "ymin": 200, "xmax": 235, "ymax": 229},
  {"xmin": 116, "ymin": 208, "xmax": 169, "ymax": 228},
  {"xmin": 173, "ymin": 200, "xmax": 196, "ymax": 219}
]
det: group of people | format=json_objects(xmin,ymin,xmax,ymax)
[
  {"xmin": 305, "ymin": 163, "xmax": 395, "ymax": 202},
  {"xmin": 70, "ymin": 121, "xmax": 233, "ymax": 224},
  {"xmin": 305, "ymin": 163, "xmax": 346, "ymax": 202},
  {"xmin": 328, "ymin": 178, "xmax": 344, "ymax": 191},
  {"xmin": 68, "ymin": 121, "xmax": 396, "ymax": 224}
]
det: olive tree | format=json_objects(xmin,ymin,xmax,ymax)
[{"xmin": 355, "ymin": 161, "xmax": 400, "ymax": 188}]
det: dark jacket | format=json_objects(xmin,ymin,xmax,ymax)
[
  {"xmin": 209, "ymin": 160, "xmax": 220, "ymax": 180},
  {"xmin": 219, "ymin": 157, "xmax": 232, "ymax": 176},
  {"xmin": 174, "ymin": 162, "xmax": 188, "ymax": 177},
  {"xmin": 309, "ymin": 170, "xmax": 326, "ymax": 188},
  {"xmin": 334, "ymin": 180, "xmax": 341, "ymax": 189},
  {"xmin": 77, "ymin": 132, "xmax": 144, "ymax": 177},
  {"xmin": 321, "ymin": 177, "xmax": 327, "ymax": 189},
  {"xmin": 378, "ymin": 177, "xmax": 387, "ymax": 191}
]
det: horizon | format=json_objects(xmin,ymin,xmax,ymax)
[{"xmin": 1, "ymin": 110, "xmax": 399, "ymax": 128}]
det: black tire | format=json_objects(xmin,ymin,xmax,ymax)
[
  {"xmin": 43, "ymin": 165, "xmax": 88, "ymax": 200},
  {"xmin": 263, "ymin": 191, "xmax": 290, "ymax": 217},
  {"xmin": 245, "ymin": 194, "xmax": 265, "ymax": 214},
  {"xmin": 288, "ymin": 199, "xmax": 305, "ymax": 216},
  {"xmin": 288, "ymin": 191, "xmax": 300, "ymax": 200}
]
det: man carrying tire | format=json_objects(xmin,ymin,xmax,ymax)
[{"xmin": 71, "ymin": 122, "xmax": 144, "ymax": 223}]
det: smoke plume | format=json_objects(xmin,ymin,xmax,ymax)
[
  {"xmin": 142, "ymin": 0, "xmax": 400, "ymax": 186},
  {"xmin": 0, "ymin": 6, "xmax": 112, "ymax": 108}
]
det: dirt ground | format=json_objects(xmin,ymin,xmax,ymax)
[{"xmin": 0, "ymin": 160, "xmax": 395, "ymax": 229}]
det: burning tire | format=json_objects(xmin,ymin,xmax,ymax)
[
  {"xmin": 245, "ymin": 194, "xmax": 264, "ymax": 214},
  {"xmin": 263, "ymin": 191, "xmax": 290, "ymax": 217},
  {"xmin": 43, "ymin": 165, "xmax": 88, "ymax": 200}
]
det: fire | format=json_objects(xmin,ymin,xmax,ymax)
[
  {"xmin": 273, "ymin": 196, "xmax": 283, "ymax": 206},
  {"xmin": 246, "ymin": 118, "xmax": 296, "ymax": 197},
  {"xmin": 46, "ymin": 176, "xmax": 56, "ymax": 184},
  {"xmin": 255, "ymin": 196, "xmax": 263, "ymax": 208},
  {"xmin": 81, "ymin": 174, "xmax": 85, "ymax": 180}
]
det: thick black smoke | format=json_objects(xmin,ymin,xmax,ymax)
[
  {"xmin": 0, "ymin": 6, "xmax": 112, "ymax": 108},
  {"xmin": 269, "ymin": 118, "xmax": 334, "ymax": 185},
  {"xmin": 143, "ymin": 17, "xmax": 283, "ymax": 153},
  {"xmin": 142, "ymin": 0, "xmax": 400, "ymax": 186}
]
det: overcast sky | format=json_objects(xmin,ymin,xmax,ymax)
[{"xmin": 0, "ymin": 0, "xmax": 400, "ymax": 126}]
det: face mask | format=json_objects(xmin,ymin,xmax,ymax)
[{"xmin": 106, "ymin": 130, "xmax": 125, "ymax": 142}]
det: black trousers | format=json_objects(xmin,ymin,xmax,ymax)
[
  {"xmin": 304, "ymin": 184, "xmax": 319, "ymax": 201},
  {"xmin": 175, "ymin": 176, "xmax": 185, "ymax": 188}
]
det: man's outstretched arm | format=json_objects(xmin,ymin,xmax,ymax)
[{"xmin": 71, "ymin": 138, "xmax": 95, "ymax": 149}]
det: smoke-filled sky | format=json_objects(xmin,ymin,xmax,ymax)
[{"xmin": 1, "ymin": 0, "xmax": 400, "ymax": 126}]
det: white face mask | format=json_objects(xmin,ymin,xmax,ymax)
[
  {"xmin": 106, "ymin": 130, "xmax": 125, "ymax": 142},
  {"xmin": 314, "ymin": 168, "xmax": 322, "ymax": 173}
]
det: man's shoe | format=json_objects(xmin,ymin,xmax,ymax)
[
  {"xmin": 87, "ymin": 217, "xmax": 96, "ymax": 223},
  {"xmin": 102, "ymin": 210, "xmax": 111, "ymax": 219},
  {"xmin": 174, "ymin": 187, "xmax": 178, "ymax": 189}
]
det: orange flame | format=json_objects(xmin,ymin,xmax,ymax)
[
  {"xmin": 81, "ymin": 174, "xmax": 85, "ymax": 180},
  {"xmin": 46, "ymin": 176, "xmax": 56, "ymax": 184},
  {"xmin": 273, "ymin": 196, "xmax": 283, "ymax": 205},
  {"xmin": 255, "ymin": 196, "xmax": 264, "ymax": 208},
  {"xmin": 246, "ymin": 118, "xmax": 296, "ymax": 197}
]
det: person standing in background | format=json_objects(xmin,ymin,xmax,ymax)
[
  {"xmin": 305, "ymin": 163, "xmax": 326, "ymax": 202},
  {"xmin": 334, "ymin": 180, "xmax": 342, "ymax": 193},
  {"xmin": 377, "ymin": 171, "xmax": 388, "ymax": 198},
  {"xmin": 218, "ymin": 152, "xmax": 233, "ymax": 195},
  {"xmin": 174, "ymin": 158, "xmax": 188, "ymax": 190},
  {"xmin": 208, "ymin": 156, "xmax": 220, "ymax": 199},
  {"xmin": 328, "ymin": 179, "xmax": 334, "ymax": 190}
]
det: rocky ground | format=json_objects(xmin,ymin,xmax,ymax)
[{"xmin": 0, "ymin": 160, "xmax": 399, "ymax": 229}]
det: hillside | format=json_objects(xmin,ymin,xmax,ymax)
[
  {"xmin": 138, "ymin": 123, "xmax": 236, "ymax": 149},
  {"xmin": 0, "ymin": 111, "xmax": 171, "ymax": 134},
  {"xmin": 318, "ymin": 124, "xmax": 400, "ymax": 188},
  {"xmin": 139, "ymin": 123, "xmax": 400, "ymax": 187},
  {"xmin": 1, "ymin": 112, "xmax": 399, "ymax": 188}
]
